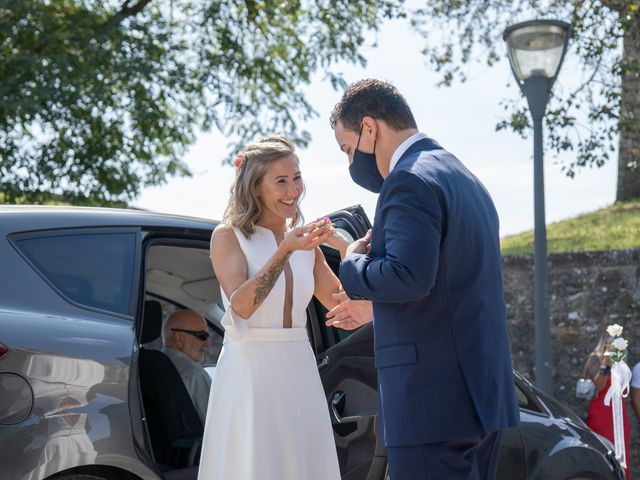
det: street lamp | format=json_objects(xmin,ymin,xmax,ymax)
[{"xmin": 503, "ymin": 19, "xmax": 572, "ymax": 395}]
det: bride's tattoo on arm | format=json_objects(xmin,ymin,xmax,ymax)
[{"xmin": 254, "ymin": 253, "xmax": 291, "ymax": 305}]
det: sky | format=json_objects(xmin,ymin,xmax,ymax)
[{"xmin": 136, "ymin": 16, "xmax": 617, "ymax": 238}]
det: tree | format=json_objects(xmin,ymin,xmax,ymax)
[
  {"xmin": 0, "ymin": 0, "xmax": 402, "ymax": 205},
  {"xmin": 411, "ymin": 0, "xmax": 640, "ymax": 202}
]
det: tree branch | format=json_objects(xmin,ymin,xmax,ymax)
[
  {"xmin": 101, "ymin": 0, "xmax": 154, "ymax": 30},
  {"xmin": 116, "ymin": 0, "xmax": 154, "ymax": 18},
  {"xmin": 568, "ymin": 55, "xmax": 604, "ymax": 102},
  {"xmin": 600, "ymin": 0, "xmax": 630, "ymax": 14}
]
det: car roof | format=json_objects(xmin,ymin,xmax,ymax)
[{"xmin": 0, "ymin": 205, "xmax": 218, "ymax": 234}]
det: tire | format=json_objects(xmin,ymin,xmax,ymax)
[{"xmin": 53, "ymin": 475, "xmax": 113, "ymax": 480}]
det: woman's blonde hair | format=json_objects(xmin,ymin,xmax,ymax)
[
  {"xmin": 582, "ymin": 332, "xmax": 611, "ymax": 379},
  {"xmin": 223, "ymin": 135, "xmax": 304, "ymax": 238}
]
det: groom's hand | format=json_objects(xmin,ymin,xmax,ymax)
[
  {"xmin": 325, "ymin": 291, "xmax": 373, "ymax": 330},
  {"xmin": 345, "ymin": 229, "xmax": 372, "ymax": 256}
]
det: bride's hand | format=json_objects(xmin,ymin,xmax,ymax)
[
  {"xmin": 281, "ymin": 222, "xmax": 334, "ymax": 253},
  {"xmin": 304, "ymin": 217, "xmax": 350, "ymax": 258},
  {"xmin": 323, "ymin": 228, "xmax": 350, "ymax": 258}
]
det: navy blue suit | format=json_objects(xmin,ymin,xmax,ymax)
[{"xmin": 340, "ymin": 137, "xmax": 520, "ymax": 478}]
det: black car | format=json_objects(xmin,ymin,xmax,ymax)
[{"xmin": 0, "ymin": 205, "xmax": 625, "ymax": 480}]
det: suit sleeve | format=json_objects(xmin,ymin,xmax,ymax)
[{"xmin": 340, "ymin": 170, "xmax": 443, "ymax": 304}]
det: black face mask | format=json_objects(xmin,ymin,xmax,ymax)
[{"xmin": 349, "ymin": 126, "xmax": 384, "ymax": 193}]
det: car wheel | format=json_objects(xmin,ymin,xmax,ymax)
[{"xmin": 54, "ymin": 475, "xmax": 114, "ymax": 480}]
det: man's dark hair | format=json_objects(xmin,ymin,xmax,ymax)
[{"xmin": 330, "ymin": 79, "xmax": 417, "ymax": 132}]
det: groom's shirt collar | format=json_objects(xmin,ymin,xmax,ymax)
[{"xmin": 389, "ymin": 132, "xmax": 428, "ymax": 173}]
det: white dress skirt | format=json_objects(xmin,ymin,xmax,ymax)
[{"xmin": 197, "ymin": 226, "xmax": 341, "ymax": 480}]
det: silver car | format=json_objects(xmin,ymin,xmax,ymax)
[{"xmin": 0, "ymin": 206, "xmax": 624, "ymax": 480}]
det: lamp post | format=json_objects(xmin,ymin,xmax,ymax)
[{"xmin": 503, "ymin": 20, "xmax": 572, "ymax": 395}]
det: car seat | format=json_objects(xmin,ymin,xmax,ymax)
[{"xmin": 138, "ymin": 300, "xmax": 203, "ymax": 469}]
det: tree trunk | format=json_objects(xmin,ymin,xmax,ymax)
[{"xmin": 616, "ymin": 18, "xmax": 640, "ymax": 202}]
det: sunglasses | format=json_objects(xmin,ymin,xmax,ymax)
[{"xmin": 171, "ymin": 328, "xmax": 210, "ymax": 341}]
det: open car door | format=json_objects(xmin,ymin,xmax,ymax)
[{"xmin": 308, "ymin": 206, "xmax": 387, "ymax": 480}]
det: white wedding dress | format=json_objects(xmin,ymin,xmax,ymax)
[{"xmin": 198, "ymin": 225, "xmax": 341, "ymax": 480}]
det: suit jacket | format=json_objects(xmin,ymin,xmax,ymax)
[{"xmin": 340, "ymin": 136, "xmax": 520, "ymax": 447}]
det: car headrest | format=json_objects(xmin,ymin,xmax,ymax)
[{"xmin": 141, "ymin": 300, "xmax": 163, "ymax": 344}]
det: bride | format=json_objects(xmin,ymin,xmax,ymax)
[{"xmin": 198, "ymin": 135, "xmax": 349, "ymax": 479}]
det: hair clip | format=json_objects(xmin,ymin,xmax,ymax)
[{"xmin": 233, "ymin": 154, "xmax": 245, "ymax": 169}]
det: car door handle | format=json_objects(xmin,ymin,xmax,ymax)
[
  {"xmin": 331, "ymin": 391, "xmax": 356, "ymax": 423},
  {"xmin": 317, "ymin": 356, "xmax": 329, "ymax": 371}
]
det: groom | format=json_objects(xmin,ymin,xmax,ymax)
[{"xmin": 327, "ymin": 79, "xmax": 520, "ymax": 480}]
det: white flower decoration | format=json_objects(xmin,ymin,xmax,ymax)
[
  {"xmin": 607, "ymin": 324, "xmax": 623, "ymax": 337},
  {"xmin": 612, "ymin": 337, "xmax": 628, "ymax": 351}
]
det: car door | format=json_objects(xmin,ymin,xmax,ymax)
[{"xmin": 307, "ymin": 206, "xmax": 386, "ymax": 480}]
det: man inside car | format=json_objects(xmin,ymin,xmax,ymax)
[{"xmin": 162, "ymin": 310, "xmax": 212, "ymax": 423}]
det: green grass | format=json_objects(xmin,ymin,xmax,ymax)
[{"xmin": 500, "ymin": 200, "xmax": 640, "ymax": 255}]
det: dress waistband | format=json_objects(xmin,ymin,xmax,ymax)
[
  {"xmin": 223, "ymin": 327, "xmax": 309, "ymax": 343},
  {"xmin": 221, "ymin": 308, "xmax": 309, "ymax": 343}
]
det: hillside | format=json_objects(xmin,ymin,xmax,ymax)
[{"xmin": 500, "ymin": 200, "xmax": 640, "ymax": 255}]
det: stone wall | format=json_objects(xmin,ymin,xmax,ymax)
[{"xmin": 502, "ymin": 248, "xmax": 640, "ymax": 471}]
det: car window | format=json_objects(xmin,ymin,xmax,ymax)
[
  {"xmin": 515, "ymin": 382, "xmax": 542, "ymax": 413},
  {"xmin": 334, "ymin": 227, "xmax": 355, "ymax": 244},
  {"xmin": 15, "ymin": 232, "xmax": 137, "ymax": 315}
]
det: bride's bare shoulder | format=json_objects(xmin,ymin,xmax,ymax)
[
  {"xmin": 211, "ymin": 223, "xmax": 240, "ymax": 249},
  {"xmin": 213, "ymin": 222, "xmax": 235, "ymax": 236}
]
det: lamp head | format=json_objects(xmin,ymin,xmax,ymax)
[
  {"xmin": 504, "ymin": 19, "xmax": 572, "ymax": 120},
  {"xmin": 503, "ymin": 19, "xmax": 571, "ymax": 82}
]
